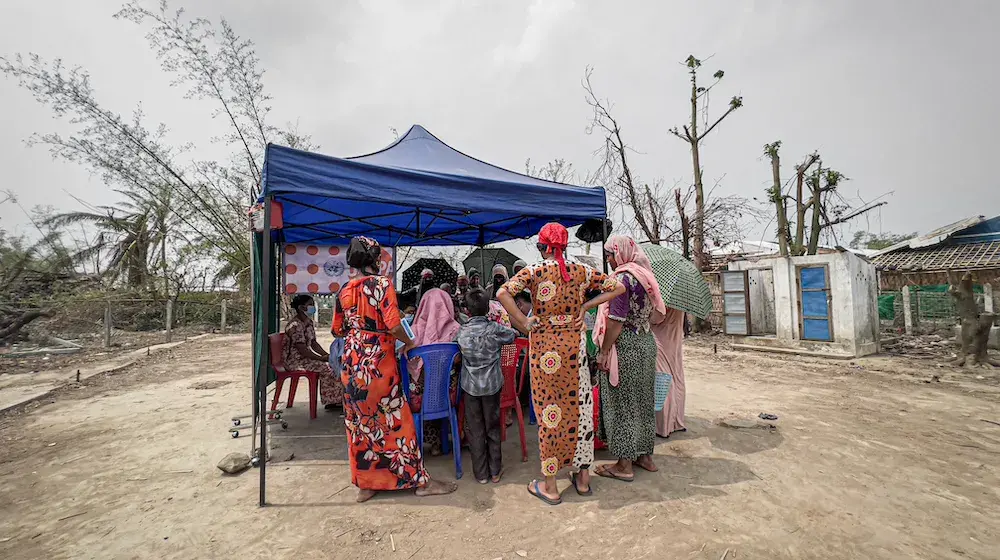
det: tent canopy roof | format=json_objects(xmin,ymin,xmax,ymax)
[{"xmin": 260, "ymin": 125, "xmax": 606, "ymax": 247}]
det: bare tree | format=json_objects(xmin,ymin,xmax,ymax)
[
  {"xmin": 525, "ymin": 158, "xmax": 577, "ymax": 184},
  {"xmin": 668, "ymin": 55, "xmax": 743, "ymax": 270},
  {"xmin": 762, "ymin": 142, "xmax": 886, "ymax": 255},
  {"xmin": 949, "ymin": 271, "xmax": 999, "ymax": 368},
  {"xmin": 0, "ymin": 1, "xmax": 313, "ymax": 291},
  {"xmin": 583, "ymin": 67, "xmax": 671, "ymax": 244}
]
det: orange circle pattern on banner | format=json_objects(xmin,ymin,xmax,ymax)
[
  {"xmin": 329, "ymin": 282, "xmax": 340, "ymax": 293},
  {"xmin": 306, "ymin": 245, "xmax": 319, "ymax": 255},
  {"xmin": 307, "ymin": 264, "xmax": 319, "ymax": 274},
  {"xmin": 307, "ymin": 283, "xmax": 319, "ymax": 293},
  {"xmin": 285, "ymin": 283, "xmax": 298, "ymax": 294},
  {"xmin": 285, "ymin": 245, "xmax": 297, "ymax": 255},
  {"xmin": 329, "ymin": 246, "xmax": 340, "ymax": 256},
  {"xmin": 285, "ymin": 264, "xmax": 297, "ymax": 274}
]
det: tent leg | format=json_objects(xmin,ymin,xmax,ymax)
[
  {"xmin": 601, "ymin": 218, "xmax": 609, "ymax": 273},
  {"xmin": 258, "ymin": 198, "xmax": 273, "ymax": 507}
]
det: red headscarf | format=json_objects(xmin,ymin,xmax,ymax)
[{"xmin": 538, "ymin": 222, "xmax": 571, "ymax": 282}]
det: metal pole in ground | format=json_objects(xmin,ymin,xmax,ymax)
[{"xmin": 258, "ymin": 198, "xmax": 273, "ymax": 507}]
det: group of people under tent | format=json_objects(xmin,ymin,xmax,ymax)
[{"xmin": 280, "ymin": 222, "xmax": 689, "ymax": 504}]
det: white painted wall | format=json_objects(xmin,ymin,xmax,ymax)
[{"xmin": 729, "ymin": 252, "xmax": 879, "ymax": 357}]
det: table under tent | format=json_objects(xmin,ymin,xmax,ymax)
[{"xmin": 250, "ymin": 125, "xmax": 608, "ymax": 506}]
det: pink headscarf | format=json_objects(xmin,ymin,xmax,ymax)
[
  {"xmin": 593, "ymin": 235, "xmax": 665, "ymax": 386},
  {"xmin": 407, "ymin": 288, "xmax": 461, "ymax": 382},
  {"xmin": 410, "ymin": 288, "xmax": 461, "ymax": 347}
]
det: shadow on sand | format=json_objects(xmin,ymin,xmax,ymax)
[{"xmin": 261, "ymin": 408, "xmax": 782, "ymax": 511}]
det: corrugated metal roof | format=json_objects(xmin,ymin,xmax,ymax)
[
  {"xmin": 873, "ymin": 240, "xmax": 1000, "ymax": 271},
  {"xmin": 872, "ymin": 215, "xmax": 986, "ymax": 257}
]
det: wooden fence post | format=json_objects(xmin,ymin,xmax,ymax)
[
  {"xmin": 902, "ymin": 286, "xmax": 914, "ymax": 335},
  {"xmin": 165, "ymin": 299, "xmax": 173, "ymax": 343},
  {"xmin": 104, "ymin": 302, "xmax": 112, "ymax": 348},
  {"xmin": 221, "ymin": 299, "xmax": 228, "ymax": 333}
]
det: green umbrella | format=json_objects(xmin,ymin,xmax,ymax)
[{"xmin": 641, "ymin": 244, "xmax": 713, "ymax": 320}]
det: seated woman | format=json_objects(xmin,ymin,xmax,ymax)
[
  {"xmin": 284, "ymin": 294, "xmax": 343, "ymax": 409},
  {"xmin": 407, "ymin": 288, "xmax": 462, "ymax": 455}
]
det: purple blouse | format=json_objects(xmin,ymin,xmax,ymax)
[{"xmin": 608, "ymin": 271, "xmax": 653, "ymax": 333}]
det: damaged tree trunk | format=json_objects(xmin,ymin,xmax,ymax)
[
  {"xmin": 0, "ymin": 309, "xmax": 52, "ymax": 342},
  {"xmin": 949, "ymin": 271, "xmax": 999, "ymax": 367}
]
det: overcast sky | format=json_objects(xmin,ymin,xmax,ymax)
[{"xmin": 2, "ymin": 0, "xmax": 998, "ymax": 246}]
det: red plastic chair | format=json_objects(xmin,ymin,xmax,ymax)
[
  {"xmin": 268, "ymin": 333, "xmax": 318, "ymax": 420},
  {"xmin": 499, "ymin": 338, "xmax": 530, "ymax": 462}
]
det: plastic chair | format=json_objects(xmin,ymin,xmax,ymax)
[
  {"xmin": 268, "ymin": 333, "xmax": 318, "ymax": 420},
  {"xmin": 499, "ymin": 338, "xmax": 530, "ymax": 462},
  {"xmin": 409, "ymin": 343, "xmax": 463, "ymax": 479},
  {"xmin": 400, "ymin": 350, "xmax": 457, "ymax": 453}
]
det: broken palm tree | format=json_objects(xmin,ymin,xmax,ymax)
[{"xmin": 949, "ymin": 271, "xmax": 998, "ymax": 367}]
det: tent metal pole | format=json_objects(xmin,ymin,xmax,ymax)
[
  {"xmin": 602, "ymin": 218, "xmax": 608, "ymax": 273},
  {"xmin": 258, "ymin": 197, "xmax": 273, "ymax": 507},
  {"xmin": 392, "ymin": 246, "xmax": 398, "ymax": 287},
  {"xmin": 249, "ymin": 231, "xmax": 257, "ymax": 457},
  {"xmin": 478, "ymin": 227, "xmax": 485, "ymax": 285}
]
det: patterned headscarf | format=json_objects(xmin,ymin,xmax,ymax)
[
  {"xmin": 347, "ymin": 236, "xmax": 380, "ymax": 270},
  {"xmin": 538, "ymin": 222, "xmax": 571, "ymax": 282}
]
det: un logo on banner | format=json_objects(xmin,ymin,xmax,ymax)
[{"xmin": 324, "ymin": 259, "xmax": 346, "ymax": 277}]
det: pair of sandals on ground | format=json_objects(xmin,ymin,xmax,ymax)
[{"xmin": 527, "ymin": 455, "xmax": 658, "ymax": 505}]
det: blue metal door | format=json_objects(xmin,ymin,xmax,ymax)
[{"xmin": 799, "ymin": 266, "xmax": 831, "ymax": 341}]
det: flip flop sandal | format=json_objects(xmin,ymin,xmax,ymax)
[
  {"xmin": 570, "ymin": 472, "xmax": 593, "ymax": 496},
  {"xmin": 634, "ymin": 460, "xmax": 658, "ymax": 473},
  {"xmin": 595, "ymin": 465, "xmax": 634, "ymax": 482},
  {"xmin": 527, "ymin": 480, "xmax": 562, "ymax": 505},
  {"xmin": 491, "ymin": 469, "xmax": 504, "ymax": 484}
]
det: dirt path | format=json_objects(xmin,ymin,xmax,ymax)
[{"xmin": 0, "ymin": 335, "xmax": 998, "ymax": 559}]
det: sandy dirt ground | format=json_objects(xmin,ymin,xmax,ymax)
[{"xmin": 1, "ymin": 334, "xmax": 999, "ymax": 560}]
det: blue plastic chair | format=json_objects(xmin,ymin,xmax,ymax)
[{"xmin": 408, "ymin": 343, "xmax": 463, "ymax": 479}]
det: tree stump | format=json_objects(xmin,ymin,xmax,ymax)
[{"xmin": 949, "ymin": 272, "xmax": 999, "ymax": 367}]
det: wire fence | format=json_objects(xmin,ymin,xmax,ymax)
[
  {"xmin": 879, "ymin": 288, "xmax": 998, "ymax": 334},
  {"xmin": 2, "ymin": 293, "xmax": 251, "ymax": 351}
]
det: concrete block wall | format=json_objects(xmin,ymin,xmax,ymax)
[{"xmin": 729, "ymin": 252, "xmax": 880, "ymax": 357}]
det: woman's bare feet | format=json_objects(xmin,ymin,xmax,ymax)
[
  {"xmin": 415, "ymin": 479, "xmax": 458, "ymax": 497},
  {"xmin": 356, "ymin": 489, "xmax": 378, "ymax": 503},
  {"xmin": 634, "ymin": 455, "xmax": 658, "ymax": 472}
]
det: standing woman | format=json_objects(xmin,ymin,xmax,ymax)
[
  {"xmin": 333, "ymin": 236, "xmax": 457, "ymax": 503},
  {"xmin": 653, "ymin": 308, "xmax": 687, "ymax": 436},
  {"xmin": 594, "ymin": 235, "xmax": 665, "ymax": 480},
  {"xmin": 498, "ymin": 223, "xmax": 624, "ymax": 505}
]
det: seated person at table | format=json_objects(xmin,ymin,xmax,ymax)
[
  {"xmin": 456, "ymin": 289, "xmax": 518, "ymax": 483},
  {"xmin": 284, "ymin": 294, "xmax": 343, "ymax": 409},
  {"xmin": 407, "ymin": 288, "xmax": 462, "ymax": 455}
]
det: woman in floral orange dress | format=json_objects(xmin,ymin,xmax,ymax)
[
  {"xmin": 498, "ymin": 223, "xmax": 624, "ymax": 505},
  {"xmin": 332, "ymin": 236, "xmax": 457, "ymax": 503}
]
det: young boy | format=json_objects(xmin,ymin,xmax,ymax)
[{"xmin": 455, "ymin": 289, "xmax": 519, "ymax": 483}]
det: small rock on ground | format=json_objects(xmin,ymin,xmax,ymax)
[{"xmin": 217, "ymin": 452, "xmax": 251, "ymax": 474}]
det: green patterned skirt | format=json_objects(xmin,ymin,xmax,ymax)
[{"xmin": 598, "ymin": 329, "xmax": 657, "ymax": 460}]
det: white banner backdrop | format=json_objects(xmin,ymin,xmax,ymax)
[{"xmin": 282, "ymin": 243, "xmax": 395, "ymax": 295}]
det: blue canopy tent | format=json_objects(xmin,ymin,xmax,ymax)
[{"xmin": 250, "ymin": 125, "xmax": 607, "ymax": 505}]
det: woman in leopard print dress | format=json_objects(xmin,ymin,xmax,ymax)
[{"xmin": 498, "ymin": 223, "xmax": 624, "ymax": 505}]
